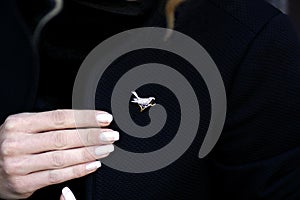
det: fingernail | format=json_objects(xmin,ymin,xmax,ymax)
[
  {"xmin": 62, "ymin": 187, "xmax": 76, "ymax": 200},
  {"xmin": 86, "ymin": 161, "xmax": 102, "ymax": 170},
  {"xmin": 100, "ymin": 131, "xmax": 120, "ymax": 142},
  {"xmin": 96, "ymin": 113, "xmax": 113, "ymax": 123},
  {"xmin": 95, "ymin": 144, "xmax": 114, "ymax": 156}
]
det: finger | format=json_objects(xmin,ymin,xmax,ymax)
[
  {"xmin": 60, "ymin": 195, "xmax": 65, "ymax": 200},
  {"xmin": 4, "ymin": 110, "xmax": 113, "ymax": 133},
  {"xmin": 18, "ymin": 128, "xmax": 119, "ymax": 154},
  {"xmin": 13, "ymin": 145, "xmax": 114, "ymax": 175},
  {"xmin": 14, "ymin": 161, "xmax": 101, "ymax": 195},
  {"xmin": 62, "ymin": 187, "xmax": 76, "ymax": 200}
]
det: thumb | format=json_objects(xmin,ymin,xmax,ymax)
[{"xmin": 61, "ymin": 187, "xmax": 76, "ymax": 200}]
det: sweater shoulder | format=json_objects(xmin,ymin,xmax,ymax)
[{"xmin": 208, "ymin": 0, "xmax": 281, "ymax": 32}]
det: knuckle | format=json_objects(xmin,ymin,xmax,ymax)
[
  {"xmin": 51, "ymin": 152, "xmax": 65, "ymax": 168},
  {"xmin": 8, "ymin": 177, "xmax": 26, "ymax": 194},
  {"xmin": 48, "ymin": 170, "xmax": 62, "ymax": 184},
  {"xmin": 2, "ymin": 158, "xmax": 20, "ymax": 175},
  {"xmin": 81, "ymin": 148, "xmax": 94, "ymax": 162},
  {"xmin": 85, "ymin": 129, "xmax": 99, "ymax": 145},
  {"xmin": 51, "ymin": 131, "xmax": 67, "ymax": 149},
  {"xmin": 19, "ymin": 192, "xmax": 34, "ymax": 199},
  {"xmin": 51, "ymin": 110, "xmax": 67, "ymax": 127},
  {"xmin": 72, "ymin": 166, "xmax": 85, "ymax": 178},
  {"xmin": 14, "ymin": 185, "xmax": 26, "ymax": 195},
  {"xmin": 1, "ymin": 139, "xmax": 17, "ymax": 156},
  {"xmin": 4, "ymin": 115, "xmax": 19, "ymax": 131},
  {"xmin": 85, "ymin": 130, "xmax": 94, "ymax": 144},
  {"xmin": 2, "ymin": 158, "xmax": 13, "ymax": 175}
]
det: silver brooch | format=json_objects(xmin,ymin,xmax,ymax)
[{"xmin": 131, "ymin": 91, "xmax": 156, "ymax": 112}]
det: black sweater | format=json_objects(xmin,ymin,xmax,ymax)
[{"xmin": 1, "ymin": 0, "xmax": 300, "ymax": 199}]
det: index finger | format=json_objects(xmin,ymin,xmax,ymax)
[{"xmin": 5, "ymin": 110, "xmax": 113, "ymax": 133}]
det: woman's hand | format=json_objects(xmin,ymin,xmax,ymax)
[{"xmin": 0, "ymin": 110, "xmax": 119, "ymax": 199}]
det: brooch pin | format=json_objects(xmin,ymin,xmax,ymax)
[{"xmin": 131, "ymin": 91, "xmax": 156, "ymax": 112}]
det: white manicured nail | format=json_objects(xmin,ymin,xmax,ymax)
[
  {"xmin": 62, "ymin": 187, "xmax": 76, "ymax": 200},
  {"xmin": 96, "ymin": 113, "xmax": 113, "ymax": 123},
  {"xmin": 86, "ymin": 161, "xmax": 102, "ymax": 170},
  {"xmin": 100, "ymin": 131, "xmax": 120, "ymax": 142},
  {"xmin": 95, "ymin": 144, "xmax": 114, "ymax": 156}
]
